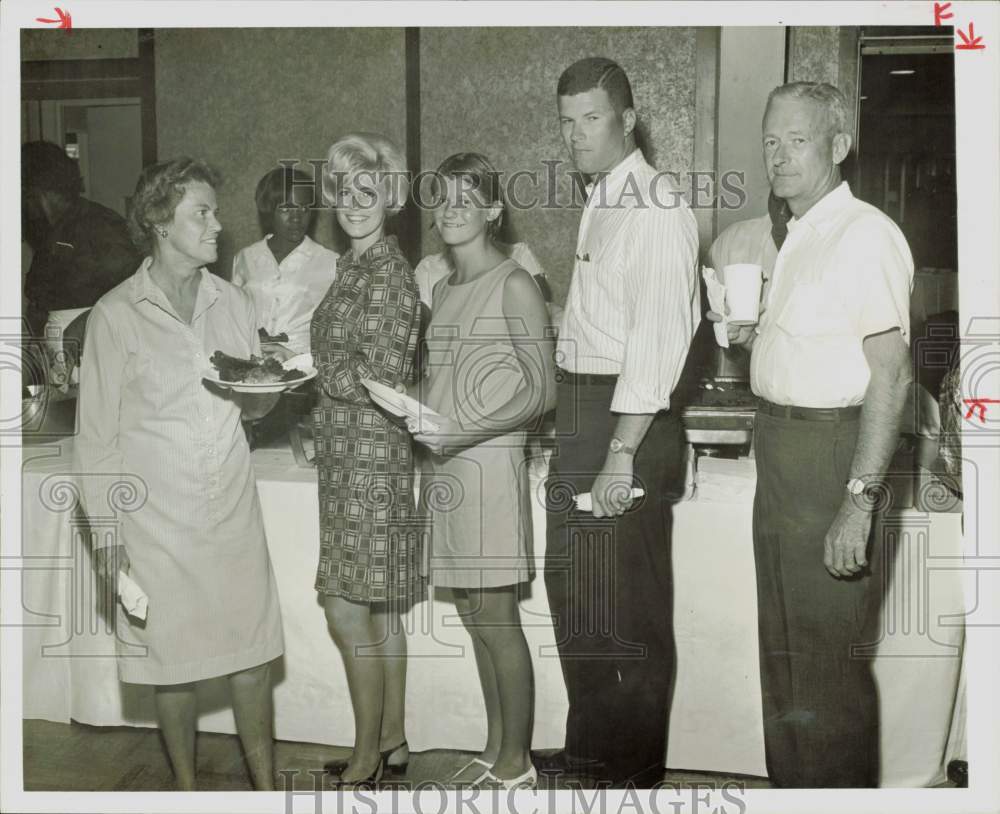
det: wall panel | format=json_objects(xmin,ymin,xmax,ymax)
[{"xmin": 419, "ymin": 27, "xmax": 700, "ymax": 304}]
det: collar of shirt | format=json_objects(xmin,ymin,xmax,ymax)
[
  {"xmin": 268, "ymin": 234, "xmax": 318, "ymax": 263},
  {"xmin": 785, "ymin": 181, "xmax": 852, "ymax": 238},
  {"xmin": 347, "ymin": 234, "xmax": 400, "ymax": 266},
  {"xmin": 253, "ymin": 234, "xmax": 318, "ymax": 275},
  {"xmin": 584, "ymin": 148, "xmax": 647, "ymax": 207},
  {"xmin": 131, "ymin": 256, "xmax": 220, "ymax": 322}
]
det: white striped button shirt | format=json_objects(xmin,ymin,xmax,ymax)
[{"xmin": 556, "ymin": 149, "xmax": 700, "ymax": 413}]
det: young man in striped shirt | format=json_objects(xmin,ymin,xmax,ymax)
[{"xmin": 542, "ymin": 56, "xmax": 700, "ymax": 787}]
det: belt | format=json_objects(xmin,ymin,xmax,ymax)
[
  {"xmin": 557, "ymin": 368, "xmax": 618, "ymax": 386},
  {"xmin": 757, "ymin": 399, "xmax": 862, "ymax": 422}
]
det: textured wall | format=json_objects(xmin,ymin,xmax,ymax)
[
  {"xmin": 717, "ymin": 27, "xmax": 786, "ymax": 233},
  {"xmin": 155, "ymin": 28, "xmax": 407, "ymax": 276},
  {"xmin": 787, "ymin": 27, "xmax": 861, "ymax": 138},
  {"xmin": 21, "ymin": 29, "xmax": 139, "ymax": 61},
  {"xmin": 419, "ymin": 27, "xmax": 699, "ymax": 305}
]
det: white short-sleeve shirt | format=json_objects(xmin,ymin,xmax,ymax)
[{"xmin": 751, "ymin": 182, "xmax": 914, "ymax": 408}]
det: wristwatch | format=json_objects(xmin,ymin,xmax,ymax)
[{"xmin": 609, "ymin": 437, "xmax": 636, "ymax": 456}]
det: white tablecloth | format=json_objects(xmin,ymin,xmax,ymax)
[{"xmin": 19, "ymin": 441, "xmax": 966, "ymax": 786}]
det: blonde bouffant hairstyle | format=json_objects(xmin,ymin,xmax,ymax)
[{"xmin": 322, "ymin": 132, "xmax": 409, "ymax": 215}]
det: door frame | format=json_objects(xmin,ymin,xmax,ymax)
[{"xmin": 20, "ymin": 29, "xmax": 157, "ymax": 167}]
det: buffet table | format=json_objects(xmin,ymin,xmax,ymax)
[{"xmin": 19, "ymin": 440, "xmax": 965, "ymax": 786}]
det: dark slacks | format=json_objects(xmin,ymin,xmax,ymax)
[
  {"xmin": 753, "ymin": 410, "xmax": 883, "ymax": 787},
  {"xmin": 544, "ymin": 377, "xmax": 685, "ymax": 784}
]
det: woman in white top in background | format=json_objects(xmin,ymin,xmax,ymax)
[{"xmin": 232, "ymin": 165, "xmax": 338, "ymax": 355}]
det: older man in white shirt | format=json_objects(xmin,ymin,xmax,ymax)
[
  {"xmin": 542, "ymin": 56, "xmax": 699, "ymax": 787},
  {"xmin": 720, "ymin": 81, "xmax": 914, "ymax": 788}
]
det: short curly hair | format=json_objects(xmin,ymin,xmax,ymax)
[
  {"xmin": 322, "ymin": 132, "xmax": 409, "ymax": 215},
  {"xmin": 127, "ymin": 158, "xmax": 221, "ymax": 254}
]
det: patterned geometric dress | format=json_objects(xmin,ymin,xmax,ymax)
[{"xmin": 310, "ymin": 235, "xmax": 425, "ymax": 604}]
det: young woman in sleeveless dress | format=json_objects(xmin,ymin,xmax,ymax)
[{"xmin": 408, "ymin": 153, "xmax": 556, "ymax": 789}]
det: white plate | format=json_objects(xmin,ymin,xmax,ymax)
[
  {"xmin": 202, "ymin": 365, "xmax": 317, "ymax": 394},
  {"xmin": 361, "ymin": 379, "xmax": 443, "ymax": 431}
]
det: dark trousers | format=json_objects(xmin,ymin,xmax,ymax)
[
  {"xmin": 753, "ymin": 410, "xmax": 883, "ymax": 787},
  {"xmin": 544, "ymin": 377, "xmax": 684, "ymax": 783}
]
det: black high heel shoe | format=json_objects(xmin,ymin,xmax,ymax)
[
  {"xmin": 326, "ymin": 755, "xmax": 385, "ymax": 789},
  {"xmin": 324, "ymin": 741, "xmax": 409, "ymax": 778}
]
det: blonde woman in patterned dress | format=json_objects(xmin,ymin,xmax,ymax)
[
  {"xmin": 311, "ymin": 133, "xmax": 423, "ymax": 786},
  {"xmin": 409, "ymin": 153, "xmax": 556, "ymax": 789}
]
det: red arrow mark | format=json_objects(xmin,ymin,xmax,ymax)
[
  {"xmin": 934, "ymin": 1, "xmax": 953, "ymax": 26},
  {"xmin": 963, "ymin": 398, "xmax": 1000, "ymax": 422},
  {"xmin": 956, "ymin": 22, "xmax": 985, "ymax": 50},
  {"xmin": 35, "ymin": 7, "xmax": 72, "ymax": 30}
]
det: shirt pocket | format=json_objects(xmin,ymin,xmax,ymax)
[{"xmin": 775, "ymin": 282, "xmax": 848, "ymax": 338}]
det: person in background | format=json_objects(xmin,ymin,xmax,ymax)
[
  {"xmin": 708, "ymin": 192, "xmax": 787, "ymax": 289},
  {"xmin": 232, "ymin": 165, "xmax": 338, "ymax": 355},
  {"xmin": 713, "ymin": 81, "xmax": 914, "ymax": 787},
  {"xmin": 232, "ymin": 166, "xmax": 338, "ymax": 447},
  {"xmin": 75, "ymin": 157, "xmax": 285, "ymax": 790},
  {"xmin": 312, "ymin": 133, "xmax": 423, "ymax": 787},
  {"xmin": 409, "ymin": 152, "xmax": 556, "ymax": 790},
  {"xmin": 414, "ymin": 236, "xmax": 561, "ymax": 328},
  {"xmin": 542, "ymin": 57, "xmax": 699, "ymax": 787},
  {"xmin": 22, "ymin": 141, "xmax": 141, "ymax": 352}
]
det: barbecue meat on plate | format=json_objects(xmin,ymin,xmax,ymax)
[{"xmin": 210, "ymin": 351, "xmax": 304, "ymax": 384}]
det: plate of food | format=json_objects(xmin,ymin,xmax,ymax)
[
  {"xmin": 203, "ymin": 351, "xmax": 317, "ymax": 393},
  {"xmin": 361, "ymin": 379, "xmax": 443, "ymax": 432}
]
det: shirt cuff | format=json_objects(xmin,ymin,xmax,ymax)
[{"xmin": 610, "ymin": 377, "xmax": 670, "ymax": 414}]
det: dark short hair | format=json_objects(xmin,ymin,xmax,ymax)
[
  {"xmin": 254, "ymin": 166, "xmax": 315, "ymax": 233},
  {"xmin": 557, "ymin": 57, "xmax": 634, "ymax": 113},
  {"xmin": 127, "ymin": 157, "xmax": 221, "ymax": 254},
  {"xmin": 22, "ymin": 140, "xmax": 83, "ymax": 198},
  {"xmin": 434, "ymin": 152, "xmax": 505, "ymax": 238}
]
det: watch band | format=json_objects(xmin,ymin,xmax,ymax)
[{"xmin": 609, "ymin": 437, "xmax": 636, "ymax": 456}]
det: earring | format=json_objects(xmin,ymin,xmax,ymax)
[{"xmin": 156, "ymin": 228, "xmax": 168, "ymax": 238}]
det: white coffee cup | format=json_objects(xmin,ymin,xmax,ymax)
[{"xmin": 722, "ymin": 263, "xmax": 764, "ymax": 325}]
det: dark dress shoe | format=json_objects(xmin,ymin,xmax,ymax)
[
  {"xmin": 531, "ymin": 750, "xmax": 607, "ymax": 777},
  {"xmin": 947, "ymin": 759, "xmax": 968, "ymax": 788},
  {"xmin": 327, "ymin": 758, "xmax": 384, "ymax": 789},
  {"xmin": 324, "ymin": 741, "xmax": 408, "ymax": 778}
]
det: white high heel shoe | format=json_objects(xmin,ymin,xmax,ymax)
[
  {"xmin": 478, "ymin": 764, "xmax": 538, "ymax": 790},
  {"xmin": 450, "ymin": 756, "xmax": 492, "ymax": 783}
]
